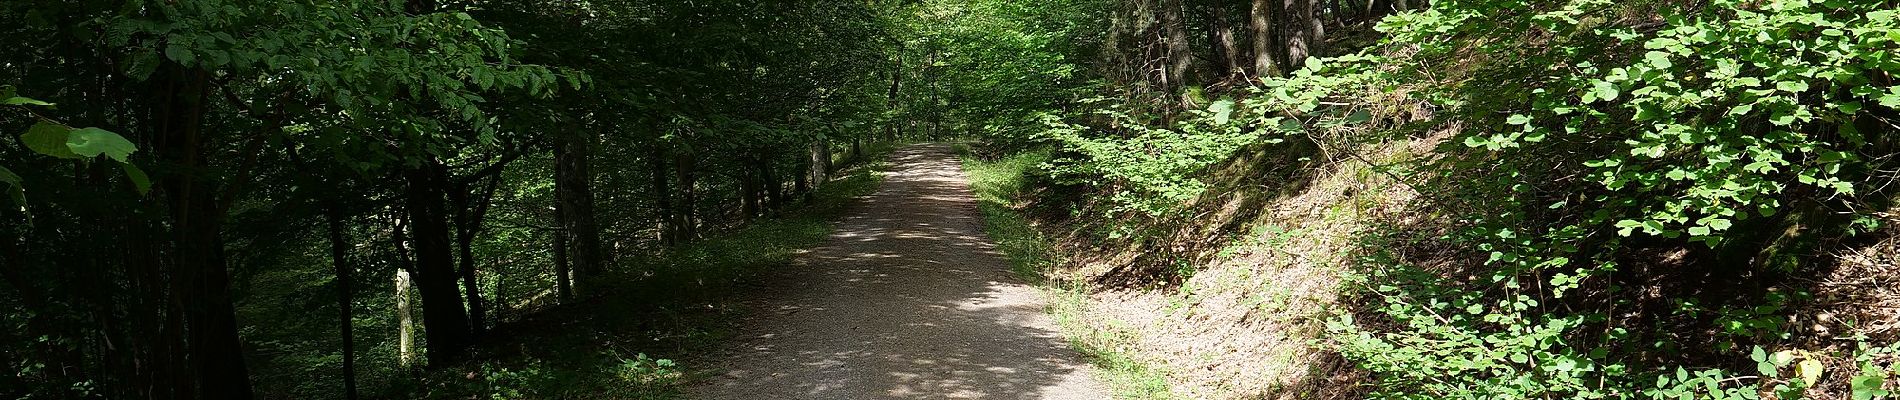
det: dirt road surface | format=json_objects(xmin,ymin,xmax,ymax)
[{"xmin": 693, "ymin": 143, "xmax": 1109, "ymax": 399}]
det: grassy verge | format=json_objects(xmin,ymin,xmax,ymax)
[
  {"xmin": 412, "ymin": 142, "xmax": 898, "ymax": 399},
  {"xmin": 957, "ymin": 144, "xmax": 1056, "ymax": 283},
  {"xmin": 956, "ymin": 144, "xmax": 1175, "ymax": 399}
]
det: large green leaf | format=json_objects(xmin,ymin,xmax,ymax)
[
  {"xmin": 164, "ymin": 42, "xmax": 195, "ymax": 66},
  {"xmin": 2, "ymin": 96, "xmax": 53, "ymax": 107},
  {"xmin": 1209, "ymin": 100, "xmax": 1234, "ymax": 125},
  {"xmin": 67, "ymin": 128, "xmax": 138, "ymax": 162},
  {"xmin": 0, "ymin": 165, "xmax": 22, "ymax": 212},
  {"xmin": 119, "ymin": 162, "xmax": 151, "ymax": 195},
  {"xmin": 1591, "ymin": 81, "xmax": 1620, "ymax": 102},
  {"xmin": 20, "ymin": 121, "xmax": 81, "ymax": 159}
]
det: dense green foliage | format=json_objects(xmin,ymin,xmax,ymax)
[
  {"xmin": 1317, "ymin": 1, "xmax": 1900, "ymax": 398},
  {"xmin": 951, "ymin": 0, "xmax": 1900, "ymax": 398}
]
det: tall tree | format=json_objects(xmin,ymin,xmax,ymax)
[
  {"xmin": 151, "ymin": 56, "xmax": 256, "ymax": 400},
  {"xmin": 1282, "ymin": 0, "xmax": 1322, "ymax": 68},
  {"xmin": 324, "ymin": 198, "xmax": 358, "ymax": 400},
  {"xmin": 1210, "ymin": 1, "xmax": 1247, "ymax": 82},
  {"xmin": 554, "ymin": 127, "xmax": 605, "ymax": 294},
  {"xmin": 401, "ymin": 161, "xmax": 473, "ymax": 365},
  {"xmin": 1159, "ymin": 0, "xmax": 1196, "ymax": 102},
  {"xmin": 1252, "ymin": 0, "xmax": 1283, "ymax": 76}
]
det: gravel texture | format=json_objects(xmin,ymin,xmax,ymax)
[{"xmin": 693, "ymin": 143, "xmax": 1108, "ymax": 399}]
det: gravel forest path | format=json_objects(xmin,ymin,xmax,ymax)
[{"xmin": 693, "ymin": 143, "xmax": 1109, "ymax": 399}]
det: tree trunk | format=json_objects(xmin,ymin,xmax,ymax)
[
  {"xmin": 739, "ymin": 157, "xmax": 760, "ymax": 221},
  {"xmin": 1160, "ymin": 0, "xmax": 1196, "ymax": 103},
  {"xmin": 390, "ymin": 217, "xmax": 418, "ymax": 368},
  {"xmin": 1330, "ymin": 0, "xmax": 1347, "ymax": 27},
  {"xmin": 1212, "ymin": 3, "xmax": 1246, "ymax": 81},
  {"xmin": 393, "ymin": 269, "xmax": 416, "ymax": 368},
  {"xmin": 763, "ymin": 153, "xmax": 784, "ymax": 210},
  {"xmin": 885, "ymin": 47, "xmax": 904, "ymax": 141},
  {"xmin": 552, "ymin": 230, "xmax": 572, "ymax": 303},
  {"xmin": 794, "ymin": 141, "xmax": 811, "ymax": 200},
  {"xmin": 447, "ymin": 184, "xmax": 487, "ymax": 337},
  {"xmin": 1310, "ymin": 0, "xmax": 1328, "ymax": 58},
  {"xmin": 673, "ymin": 148, "xmax": 698, "ymax": 241},
  {"xmin": 1252, "ymin": 0, "xmax": 1284, "ymax": 77},
  {"xmin": 553, "ymin": 129, "xmax": 605, "ymax": 294},
  {"xmin": 927, "ymin": 47, "xmax": 944, "ymax": 137},
  {"xmin": 401, "ymin": 162, "xmax": 473, "ymax": 366},
  {"xmin": 651, "ymin": 145, "xmax": 674, "ymax": 246},
  {"xmin": 152, "ymin": 62, "xmax": 254, "ymax": 400},
  {"xmin": 810, "ymin": 132, "xmax": 830, "ymax": 191},
  {"xmin": 491, "ymin": 259, "xmax": 507, "ymax": 325},
  {"xmin": 794, "ymin": 165, "xmax": 810, "ymax": 200},
  {"xmin": 1283, "ymin": 0, "xmax": 1321, "ymax": 68},
  {"xmin": 325, "ymin": 200, "xmax": 357, "ymax": 400}
]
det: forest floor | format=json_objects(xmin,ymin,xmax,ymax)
[{"xmin": 691, "ymin": 143, "xmax": 1108, "ymax": 399}]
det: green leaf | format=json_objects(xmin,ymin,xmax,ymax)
[
  {"xmin": 1276, "ymin": 117, "xmax": 1304, "ymax": 133},
  {"xmin": 127, "ymin": 50, "xmax": 160, "ymax": 80},
  {"xmin": 1776, "ymin": 79, "xmax": 1810, "ymax": 93},
  {"xmin": 1616, "ymin": 220, "xmax": 1643, "ymax": 236},
  {"xmin": 1635, "ymin": 104, "xmax": 1666, "ymax": 121},
  {"xmin": 1852, "ymin": 374, "xmax": 1890, "ymax": 400},
  {"xmin": 1838, "ymin": 101, "xmax": 1863, "ymax": 114},
  {"xmin": 0, "ymin": 165, "xmax": 21, "ymax": 212},
  {"xmin": 1592, "ymin": 81, "xmax": 1620, "ymax": 102},
  {"xmin": 3, "ymin": 96, "xmax": 53, "ymax": 107},
  {"xmin": 20, "ymin": 121, "xmax": 81, "ymax": 159},
  {"xmin": 66, "ymin": 128, "xmax": 137, "ymax": 162},
  {"xmin": 1645, "ymin": 51, "xmax": 1674, "ymax": 69},
  {"xmin": 164, "ymin": 43, "xmax": 195, "ymax": 66},
  {"xmin": 119, "ymin": 162, "xmax": 151, "ymax": 195},
  {"xmin": 1506, "ymin": 114, "xmax": 1532, "ymax": 125},
  {"xmin": 1209, "ymin": 100, "xmax": 1235, "ymax": 125},
  {"xmin": 1346, "ymin": 109, "xmax": 1372, "ymax": 123}
]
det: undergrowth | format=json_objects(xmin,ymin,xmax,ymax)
[
  {"xmin": 959, "ymin": 144, "xmax": 1057, "ymax": 282},
  {"xmin": 405, "ymin": 142, "xmax": 898, "ymax": 399},
  {"xmin": 986, "ymin": 0, "xmax": 1900, "ymax": 398}
]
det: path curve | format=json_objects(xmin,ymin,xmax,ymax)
[{"xmin": 694, "ymin": 143, "xmax": 1109, "ymax": 399}]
